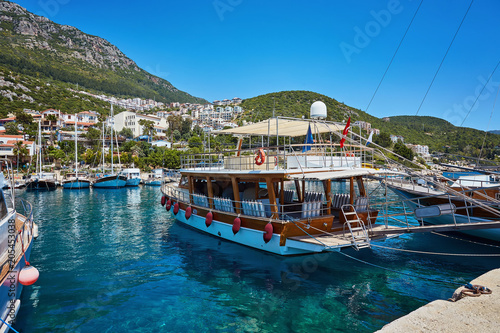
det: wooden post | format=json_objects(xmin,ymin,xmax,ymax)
[
  {"xmin": 266, "ymin": 177, "xmax": 278, "ymax": 218},
  {"xmin": 231, "ymin": 176, "xmax": 241, "ymax": 214},
  {"xmin": 188, "ymin": 175, "xmax": 194, "ymax": 204},
  {"xmin": 324, "ymin": 179, "xmax": 332, "ymax": 215},
  {"xmin": 356, "ymin": 176, "xmax": 366, "ymax": 197},
  {"xmin": 206, "ymin": 176, "xmax": 214, "ymax": 208},
  {"xmin": 294, "ymin": 179, "xmax": 303, "ymax": 202}
]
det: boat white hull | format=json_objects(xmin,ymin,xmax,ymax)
[{"xmin": 170, "ymin": 207, "xmax": 335, "ymax": 256}]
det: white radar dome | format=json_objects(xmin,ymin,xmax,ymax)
[{"xmin": 310, "ymin": 101, "xmax": 327, "ymax": 119}]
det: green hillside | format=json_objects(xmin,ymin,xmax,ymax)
[{"xmin": 240, "ymin": 91, "xmax": 500, "ymax": 159}]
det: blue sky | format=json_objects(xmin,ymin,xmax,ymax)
[{"xmin": 13, "ymin": 0, "xmax": 500, "ymax": 131}]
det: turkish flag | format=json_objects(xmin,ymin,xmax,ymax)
[{"xmin": 340, "ymin": 117, "xmax": 351, "ymax": 148}]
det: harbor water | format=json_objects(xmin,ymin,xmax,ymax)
[{"xmin": 13, "ymin": 185, "xmax": 500, "ymax": 332}]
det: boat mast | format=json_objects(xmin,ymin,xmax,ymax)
[
  {"xmin": 110, "ymin": 103, "xmax": 114, "ymax": 174},
  {"xmin": 101, "ymin": 122, "xmax": 105, "ymax": 174},
  {"xmin": 74, "ymin": 120, "xmax": 78, "ymax": 177},
  {"xmin": 38, "ymin": 120, "xmax": 42, "ymax": 177}
]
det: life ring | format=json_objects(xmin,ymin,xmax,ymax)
[
  {"xmin": 345, "ymin": 152, "xmax": 355, "ymax": 157},
  {"xmin": 255, "ymin": 148, "xmax": 266, "ymax": 166},
  {"xmin": 274, "ymin": 156, "xmax": 278, "ymax": 166}
]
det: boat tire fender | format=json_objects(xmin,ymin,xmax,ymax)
[
  {"xmin": 185, "ymin": 206, "xmax": 192, "ymax": 219},
  {"xmin": 263, "ymin": 223, "xmax": 273, "ymax": 243},
  {"xmin": 233, "ymin": 217, "xmax": 241, "ymax": 234},
  {"xmin": 205, "ymin": 212, "xmax": 213, "ymax": 227},
  {"xmin": 173, "ymin": 203, "xmax": 179, "ymax": 215}
]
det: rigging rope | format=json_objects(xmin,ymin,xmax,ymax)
[
  {"xmin": 478, "ymin": 80, "xmax": 500, "ymax": 161},
  {"xmin": 460, "ymin": 59, "xmax": 500, "ymax": 126},
  {"xmin": 0, "ymin": 317, "xmax": 19, "ymax": 333},
  {"xmin": 415, "ymin": 0, "xmax": 474, "ymax": 115},
  {"xmin": 366, "ymin": 0, "xmax": 424, "ymax": 112}
]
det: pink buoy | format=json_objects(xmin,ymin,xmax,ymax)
[
  {"xmin": 185, "ymin": 206, "xmax": 192, "ymax": 219},
  {"xmin": 232, "ymin": 217, "xmax": 241, "ymax": 235},
  {"xmin": 205, "ymin": 212, "xmax": 213, "ymax": 227},
  {"xmin": 19, "ymin": 265, "xmax": 39, "ymax": 286},
  {"xmin": 173, "ymin": 203, "xmax": 179, "ymax": 215},
  {"xmin": 161, "ymin": 196, "xmax": 166, "ymax": 206},
  {"xmin": 263, "ymin": 223, "xmax": 273, "ymax": 243},
  {"xmin": 166, "ymin": 199, "xmax": 172, "ymax": 211}
]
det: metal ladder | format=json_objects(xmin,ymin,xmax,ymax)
[{"xmin": 341, "ymin": 204, "xmax": 370, "ymax": 250}]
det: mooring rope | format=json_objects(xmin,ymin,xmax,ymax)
[
  {"xmin": 0, "ymin": 317, "xmax": 19, "ymax": 333},
  {"xmin": 337, "ymin": 251, "xmax": 464, "ymax": 286},
  {"xmin": 370, "ymin": 243, "xmax": 500, "ymax": 257},
  {"xmin": 431, "ymin": 231, "xmax": 500, "ymax": 249}
]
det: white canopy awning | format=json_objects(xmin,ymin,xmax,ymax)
[
  {"xmin": 287, "ymin": 168, "xmax": 402, "ymax": 180},
  {"xmin": 217, "ymin": 118, "xmax": 345, "ymax": 137}
]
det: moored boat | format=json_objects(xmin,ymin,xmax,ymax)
[
  {"xmin": 62, "ymin": 122, "xmax": 91, "ymax": 189},
  {"xmin": 26, "ymin": 121, "xmax": 56, "ymax": 192},
  {"xmin": 161, "ymin": 105, "xmax": 397, "ymax": 255},
  {"xmin": 385, "ymin": 173, "xmax": 500, "ymax": 241},
  {"xmin": 120, "ymin": 168, "xmax": 141, "ymax": 187},
  {"xmin": 0, "ymin": 159, "xmax": 39, "ymax": 330}
]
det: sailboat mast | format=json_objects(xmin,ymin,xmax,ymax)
[
  {"xmin": 110, "ymin": 103, "xmax": 114, "ymax": 174},
  {"xmin": 75, "ymin": 121, "xmax": 78, "ymax": 177},
  {"xmin": 38, "ymin": 120, "xmax": 42, "ymax": 176},
  {"xmin": 102, "ymin": 122, "xmax": 105, "ymax": 174}
]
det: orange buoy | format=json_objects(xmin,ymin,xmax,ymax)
[
  {"xmin": 263, "ymin": 223, "xmax": 273, "ymax": 243},
  {"xmin": 205, "ymin": 212, "xmax": 213, "ymax": 227},
  {"xmin": 185, "ymin": 206, "xmax": 192, "ymax": 219},
  {"xmin": 166, "ymin": 199, "xmax": 172, "ymax": 211},
  {"xmin": 173, "ymin": 203, "xmax": 179, "ymax": 215},
  {"xmin": 161, "ymin": 196, "xmax": 166, "ymax": 206},
  {"xmin": 19, "ymin": 265, "xmax": 39, "ymax": 286},
  {"xmin": 232, "ymin": 217, "xmax": 241, "ymax": 234}
]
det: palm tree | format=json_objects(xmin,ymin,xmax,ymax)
[{"xmin": 13, "ymin": 141, "xmax": 28, "ymax": 175}]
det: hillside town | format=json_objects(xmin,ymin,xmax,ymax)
[{"xmin": 0, "ymin": 94, "xmax": 432, "ymax": 167}]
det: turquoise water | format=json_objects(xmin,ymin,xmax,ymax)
[{"xmin": 13, "ymin": 186, "xmax": 500, "ymax": 332}]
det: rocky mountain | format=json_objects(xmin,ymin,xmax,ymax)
[{"xmin": 0, "ymin": 1, "xmax": 206, "ymax": 106}]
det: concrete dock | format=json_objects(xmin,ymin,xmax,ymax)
[{"xmin": 377, "ymin": 268, "xmax": 500, "ymax": 333}]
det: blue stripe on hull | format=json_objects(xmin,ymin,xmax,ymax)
[{"xmin": 125, "ymin": 179, "xmax": 141, "ymax": 186}]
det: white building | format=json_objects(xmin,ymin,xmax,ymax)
[
  {"xmin": 0, "ymin": 135, "xmax": 35, "ymax": 158},
  {"xmin": 114, "ymin": 111, "xmax": 169, "ymax": 138}
]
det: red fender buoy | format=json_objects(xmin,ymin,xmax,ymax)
[
  {"xmin": 173, "ymin": 203, "xmax": 179, "ymax": 215},
  {"xmin": 263, "ymin": 223, "xmax": 273, "ymax": 243},
  {"xmin": 161, "ymin": 196, "xmax": 166, "ymax": 206},
  {"xmin": 232, "ymin": 217, "xmax": 241, "ymax": 234},
  {"xmin": 19, "ymin": 265, "xmax": 39, "ymax": 286},
  {"xmin": 166, "ymin": 199, "xmax": 172, "ymax": 211},
  {"xmin": 205, "ymin": 212, "xmax": 213, "ymax": 227},
  {"xmin": 185, "ymin": 206, "xmax": 192, "ymax": 219}
]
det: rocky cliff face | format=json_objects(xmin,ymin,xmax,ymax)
[{"xmin": 0, "ymin": 1, "xmax": 138, "ymax": 71}]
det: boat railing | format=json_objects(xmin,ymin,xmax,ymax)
[
  {"xmin": 163, "ymin": 184, "xmax": 372, "ymax": 222},
  {"xmin": 180, "ymin": 143, "xmax": 374, "ymax": 171}
]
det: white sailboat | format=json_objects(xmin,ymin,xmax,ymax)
[
  {"xmin": 62, "ymin": 122, "xmax": 91, "ymax": 189},
  {"xmin": 93, "ymin": 103, "xmax": 126, "ymax": 189},
  {"xmin": 26, "ymin": 121, "xmax": 57, "ymax": 191}
]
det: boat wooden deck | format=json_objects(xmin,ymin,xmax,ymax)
[{"xmin": 287, "ymin": 224, "xmax": 390, "ymax": 248}]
